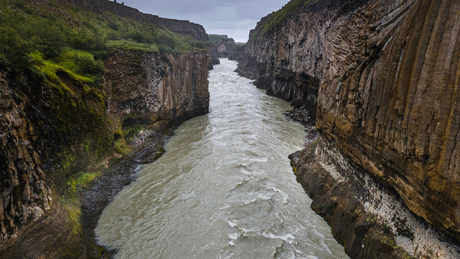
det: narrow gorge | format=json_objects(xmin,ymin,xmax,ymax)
[{"xmin": 1, "ymin": 0, "xmax": 460, "ymax": 258}]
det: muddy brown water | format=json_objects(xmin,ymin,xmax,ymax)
[{"xmin": 95, "ymin": 59, "xmax": 349, "ymax": 259}]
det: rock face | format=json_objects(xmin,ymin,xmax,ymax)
[
  {"xmin": 0, "ymin": 74, "xmax": 53, "ymax": 241},
  {"xmin": 239, "ymin": 0, "xmax": 460, "ymax": 257},
  {"xmin": 209, "ymin": 34, "xmax": 237, "ymax": 59},
  {"xmin": 104, "ymin": 49, "xmax": 210, "ymax": 127},
  {"xmin": 0, "ymin": 0, "xmax": 210, "ymax": 255}
]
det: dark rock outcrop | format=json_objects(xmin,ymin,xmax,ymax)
[
  {"xmin": 0, "ymin": 74, "xmax": 52, "ymax": 241},
  {"xmin": 239, "ymin": 0, "xmax": 460, "ymax": 257},
  {"xmin": 104, "ymin": 49, "xmax": 210, "ymax": 126}
]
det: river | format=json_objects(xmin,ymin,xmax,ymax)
[{"xmin": 95, "ymin": 59, "xmax": 349, "ymax": 259}]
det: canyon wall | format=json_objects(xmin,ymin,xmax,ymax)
[
  {"xmin": 104, "ymin": 49, "xmax": 209, "ymax": 127},
  {"xmin": 0, "ymin": 48, "xmax": 209, "ymax": 257},
  {"xmin": 239, "ymin": 0, "xmax": 460, "ymax": 257}
]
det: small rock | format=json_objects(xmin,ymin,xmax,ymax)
[{"xmin": 33, "ymin": 206, "xmax": 44, "ymax": 221}]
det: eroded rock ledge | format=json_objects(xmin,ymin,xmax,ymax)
[{"xmin": 239, "ymin": 0, "xmax": 460, "ymax": 257}]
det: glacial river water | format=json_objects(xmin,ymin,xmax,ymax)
[{"xmin": 95, "ymin": 59, "xmax": 349, "ymax": 258}]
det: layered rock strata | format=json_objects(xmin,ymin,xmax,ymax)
[{"xmin": 239, "ymin": 0, "xmax": 460, "ymax": 257}]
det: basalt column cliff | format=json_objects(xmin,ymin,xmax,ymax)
[
  {"xmin": 238, "ymin": 0, "xmax": 460, "ymax": 258},
  {"xmin": 0, "ymin": 0, "xmax": 209, "ymax": 257}
]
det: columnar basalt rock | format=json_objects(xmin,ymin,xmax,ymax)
[
  {"xmin": 209, "ymin": 35, "xmax": 237, "ymax": 59},
  {"xmin": 239, "ymin": 0, "xmax": 460, "ymax": 257},
  {"xmin": 104, "ymin": 49, "xmax": 210, "ymax": 127},
  {"xmin": 0, "ymin": 74, "xmax": 52, "ymax": 242}
]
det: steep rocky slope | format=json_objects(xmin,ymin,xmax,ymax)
[
  {"xmin": 239, "ymin": 0, "xmax": 460, "ymax": 257},
  {"xmin": 0, "ymin": 0, "xmax": 210, "ymax": 257}
]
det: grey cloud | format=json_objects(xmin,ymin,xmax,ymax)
[{"xmin": 121, "ymin": 0, "xmax": 290, "ymax": 42}]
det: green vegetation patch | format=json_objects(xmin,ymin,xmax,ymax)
[
  {"xmin": 62, "ymin": 170, "xmax": 100, "ymax": 235},
  {"xmin": 106, "ymin": 40, "xmax": 159, "ymax": 53},
  {"xmin": 123, "ymin": 126, "xmax": 146, "ymax": 141},
  {"xmin": 0, "ymin": 0, "xmax": 208, "ymax": 77},
  {"xmin": 29, "ymin": 50, "xmax": 103, "ymax": 93},
  {"xmin": 67, "ymin": 171, "xmax": 101, "ymax": 195},
  {"xmin": 254, "ymin": 0, "xmax": 313, "ymax": 37}
]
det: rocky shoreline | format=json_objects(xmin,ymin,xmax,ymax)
[
  {"xmin": 289, "ymin": 138, "xmax": 460, "ymax": 258},
  {"xmin": 80, "ymin": 119, "xmax": 190, "ymax": 258},
  {"xmin": 0, "ymin": 113, "xmax": 207, "ymax": 258}
]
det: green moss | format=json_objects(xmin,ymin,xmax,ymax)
[
  {"xmin": 114, "ymin": 138, "xmax": 132, "ymax": 155},
  {"xmin": 67, "ymin": 171, "xmax": 101, "ymax": 192},
  {"xmin": 0, "ymin": 0, "xmax": 208, "ymax": 77},
  {"xmin": 123, "ymin": 126, "xmax": 145, "ymax": 141},
  {"xmin": 61, "ymin": 197, "xmax": 82, "ymax": 236}
]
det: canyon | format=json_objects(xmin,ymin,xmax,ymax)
[
  {"xmin": 2, "ymin": 0, "xmax": 460, "ymax": 258},
  {"xmin": 237, "ymin": 0, "xmax": 460, "ymax": 258}
]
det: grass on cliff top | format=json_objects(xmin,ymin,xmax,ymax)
[
  {"xmin": 208, "ymin": 34, "xmax": 236, "ymax": 44},
  {"xmin": 253, "ymin": 0, "xmax": 313, "ymax": 37},
  {"xmin": 0, "ymin": 0, "xmax": 208, "ymax": 78}
]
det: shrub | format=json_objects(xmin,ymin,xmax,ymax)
[
  {"xmin": 0, "ymin": 28, "xmax": 32, "ymax": 72},
  {"xmin": 33, "ymin": 20, "xmax": 66, "ymax": 58},
  {"xmin": 75, "ymin": 54, "xmax": 105, "ymax": 75},
  {"xmin": 69, "ymin": 30, "xmax": 107, "ymax": 50},
  {"xmin": 107, "ymin": 21, "xmax": 119, "ymax": 31}
]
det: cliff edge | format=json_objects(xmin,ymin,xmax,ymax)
[{"xmin": 238, "ymin": 0, "xmax": 460, "ymax": 257}]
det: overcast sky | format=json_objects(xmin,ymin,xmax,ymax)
[{"xmin": 121, "ymin": 0, "xmax": 290, "ymax": 42}]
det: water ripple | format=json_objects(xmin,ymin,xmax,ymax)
[{"xmin": 95, "ymin": 59, "xmax": 349, "ymax": 259}]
